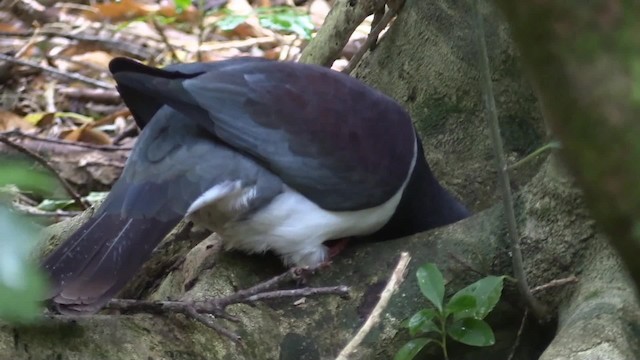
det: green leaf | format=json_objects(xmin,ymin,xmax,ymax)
[
  {"xmin": 447, "ymin": 318, "xmax": 495, "ymax": 347},
  {"xmin": 37, "ymin": 198, "xmax": 75, "ymax": 211},
  {"xmin": 257, "ymin": 7, "xmax": 314, "ymax": 39},
  {"xmin": 394, "ymin": 338, "xmax": 433, "ymax": 360},
  {"xmin": 416, "ymin": 263, "xmax": 445, "ymax": 311},
  {"xmin": 0, "ymin": 206, "xmax": 46, "ymax": 322},
  {"xmin": 173, "ymin": 0, "xmax": 191, "ymax": 12},
  {"xmin": 84, "ymin": 191, "xmax": 108, "ymax": 205},
  {"xmin": 217, "ymin": 14, "xmax": 249, "ymax": 31},
  {"xmin": 445, "ymin": 294, "xmax": 476, "ymax": 317},
  {"xmin": 407, "ymin": 309, "xmax": 440, "ymax": 336},
  {"xmin": 0, "ymin": 161, "xmax": 53, "ymax": 195},
  {"xmin": 452, "ymin": 276, "xmax": 504, "ymax": 319}
]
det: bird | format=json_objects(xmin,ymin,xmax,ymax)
[{"xmin": 42, "ymin": 57, "xmax": 470, "ymax": 314}]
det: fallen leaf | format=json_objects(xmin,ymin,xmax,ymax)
[
  {"xmin": 63, "ymin": 125, "xmax": 112, "ymax": 145},
  {"xmin": 69, "ymin": 51, "xmax": 114, "ymax": 71},
  {"xmin": 23, "ymin": 112, "xmax": 55, "ymax": 127},
  {"xmin": 0, "ymin": 111, "xmax": 34, "ymax": 131}
]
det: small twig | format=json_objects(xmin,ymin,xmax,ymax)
[
  {"xmin": 473, "ymin": 0, "xmax": 547, "ymax": 320},
  {"xmin": 336, "ymin": 252, "xmax": 411, "ymax": 360},
  {"xmin": 0, "ymin": 53, "xmax": 114, "ymax": 89},
  {"xmin": 102, "ymin": 266, "xmax": 349, "ymax": 342},
  {"xmin": 506, "ymin": 309, "xmax": 528, "ymax": 360},
  {"xmin": 185, "ymin": 307, "xmax": 241, "ymax": 342},
  {"xmin": 44, "ymin": 81, "xmax": 56, "ymax": 113},
  {"xmin": 1, "ymin": 130, "xmax": 132, "ymax": 151},
  {"xmin": 531, "ymin": 276, "xmax": 578, "ymax": 294},
  {"xmin": 242, "ymin": 286, "xmax": 349, "ymax": 303},
  {"xmin": 0, "ymin": 29, "xmax": 162, "ymax": 59},
  {"xmin": 14, "ymin": 26, "xmax": 41, "ymax": 58},
  {"xmin": 213, "ymin": 267, "xmax": 312, "ymax": 308},
  {"xmin": 196, "ymin": 0, "xmax": 207, "ymax": 62},
  {"xmin": 151, "ymin": 18, "xmax": 180, "ymax": 63},
  {"xmin": 508, "ymin": 140, "xmax": 562, "ymax": 171},
  {"xmin": 0, "ymin": 135, "xmax": 87, "ymax": 209},
  {"xmin": 299, "ymin": 0, "xmax": 385, "ymax": 66},
  {"xmin": 342, "ymin": 0, "xmax": 405, "ymax": 74},
  {"xmin": 13, "ymin": 203, "xmax": 81, "ymax": 218},
  {"xmin": 368, "ymin": 6, "xmax": 385, "ymax": 51},
  {"xmin": 58, "ymin": 88, "xmax": 122, "ymax": 104}
]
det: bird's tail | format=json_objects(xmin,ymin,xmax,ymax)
[{"xmin": 42, "ymin": 207, "xmax": 179, "ymax": 314}]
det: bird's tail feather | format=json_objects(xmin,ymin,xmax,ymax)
[{"xmin": 42, "ymin": 210, "xmax": 179, "ymax": 314}]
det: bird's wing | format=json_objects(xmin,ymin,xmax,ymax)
[
  {"xmin": 109, "ymin": 58, "xmax": 417, "ymax": 211},
  {"xmin": 112, "ymin": 57, "xmax": 271, "ymax": 129},
  {"xmin": 43, "ymin": 106, "xmax": 282, "ymax": 313}
]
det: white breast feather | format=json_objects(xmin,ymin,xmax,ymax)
[{"xmin": 186, "ymin": 142, "xmax": 417, "ymax": 267}]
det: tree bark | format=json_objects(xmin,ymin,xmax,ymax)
[
  {"xmin": 491, "ymin": 0, "xmax": 640, "ymax": 289},
  {"xmin": 3, "ymin": 0, "xmax": 638, "ymax": 359}
]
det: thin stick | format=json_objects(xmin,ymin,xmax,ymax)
[
  {"xmin": 506, "ymin": 309, "xmax": 528, "ymax": 360},
  {"xmin": 13, "ymin": 203, "xmax": 81, "ymax": 218},
  {"xmin": 151, "ymin": 18, "xmax": 180, "ymax": 63},
  {"xmin": 335, "ymin": 252, "xmax": 411, "ymax": 360},
  {"xmin": 531, "ymin": 276, "xmax": 578, "ymax": 294},
  {"xmin": 473, "ymin": 0, "xmax": 547, "ymax": 320},
  {"xmin": 100, "ymin": 266, "xmax": 349, "ymax": 342},
  {"xmin": 242, "ymin": 286, "xmax": 349, "ymax": 303},
  {"xmin": 0, "ymin": 135, "xmax": 87, "ymax": 209},
  {"xmin": 507, "ymin": 140, "xmax": 561, "ymax": 171},
  {"xmin": 0, "ymin": 53, "xmax": 114, "ymax": 89},
  {"xmin": 342, "ymin": 0, "xmax": 405, "ymax": 74},
  {"xmin": 1, "ymin": 130, "xmax": 132, "ymax": 151}
]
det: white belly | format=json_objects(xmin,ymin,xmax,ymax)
[
  {"xmin": 187, "ymin": 183, "xmax": 407, "ymax": 267},
  {"xmin": 186, "ymin": 143, "xmax": 417, "ymax": 267},
  {"xmin": 221, "ymin": 184, "xmax": 406, "ymax": 266}
]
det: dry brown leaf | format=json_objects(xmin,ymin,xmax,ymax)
[
  {"xmin": 86, "ymin": 0, "xmax": 199, "ymax": 21},
  {"xmin": 69, "ymin": 51, "xmax": 114, "ymax": 71},
  {"xmin": 23, "ymin": 112, "xmax": 55, "ymax": 127},
  {"xmin": 158, "ymin": 4, "xmax": 199, "ymax": 22},
  {"xmin": 63, "ymin": 125, "xmax": 112, "ymax": 145},
  {"xmin": 229, "ymin": 18, "xmax": 269, "ymax": 38},
  {"xmin": 93, "ymin": 108, "xmax": 131, "ymax": 128},
  {"xmin": 0, "ymin": 111, "xmax": 35, "ymax": 131},
  {"xmin": 0, "ymin": 22, "xmax": 22, "ymax": 33},
  {"xmin": 87, "ymin": 0, "xmax": 156, "ymax": 21}
]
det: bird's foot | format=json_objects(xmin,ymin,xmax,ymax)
[
  {"xmin": 101, "ymin": 266, "xmax": 349, "ymax": 342},
  {"xmin": 326, "ymin": 237, "xmax": 351, "ymax": 259}
]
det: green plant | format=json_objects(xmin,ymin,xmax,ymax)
[
  {"xmin": 395, "ymin": 263, "xmax": 505, "ymax": 360},
  {"xmin": 217, "ymin": 6, "xmax": 314, "ymax": 39},
  {"xmin": 0, "ymin": 160, "xmax": 53, "ymax": 322}
]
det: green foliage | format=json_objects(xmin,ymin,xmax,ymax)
[
  {"xmin": 216, "ymin": 11, "xmax": 248, "ymax": 31},
  {"xmin": 173, "ymin": 0, "xmax": 192, "ymax": 13},
  {"xmin": 38, "ymin": 191, "xmax": 107, "ymax": 211},
  {"xmin": 0, "ymin": 162, "xmax": 53, "ymax": 195},
  {"xmin": 417, "ymin": 263, "xmax": 444, "ymax": 311},
  {"xmin": 0, "ymin": 160, "xmax": 51, "ymax": 322},
  {"xmin": 216, "ymin": 7, "xmax": 314, "ymax": 39},
  {"xmin": 256, "ymin": 7, "xmax": 314, "ymax": 39},
  {"xmin": 395, "ymin": 263, "xmax": 504, "ymax": 360}
]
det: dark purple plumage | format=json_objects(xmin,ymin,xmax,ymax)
[
  {"xmin": 42, "ymin": 57, "xmax": 470, "ymax": 314},
  {"xmin": 109, "ymin": 57, "xmax": 415, "ymax": 211}
]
